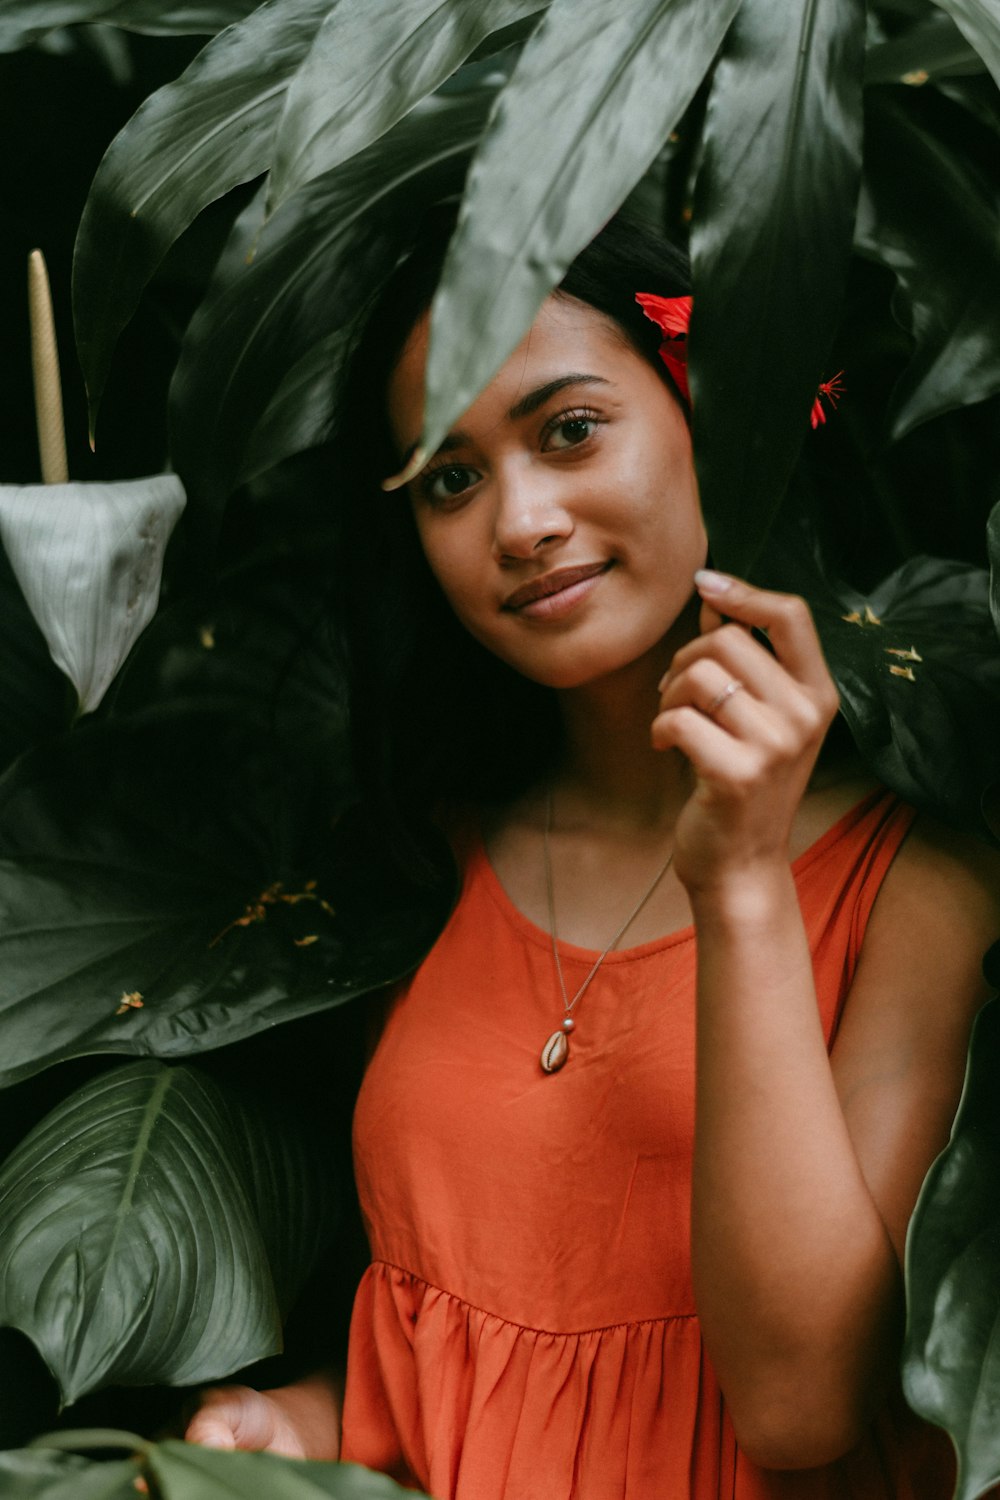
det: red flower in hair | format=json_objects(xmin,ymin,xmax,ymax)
[
  {"xmin": 635, "ymin": 292, "xmax": 844, "ymax": 430},
  {"xmin": 635, "ymin": 292, "xmax": 691, "ymax": 404}
]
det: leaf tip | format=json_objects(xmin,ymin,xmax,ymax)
[{"xmin": 382, "ymin": 447, "xmax": 427, "ymax": 493}]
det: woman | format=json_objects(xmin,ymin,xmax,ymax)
[{"xmin": 186, "ymin": 215, "xmax": 1000, "ymax": 1497}]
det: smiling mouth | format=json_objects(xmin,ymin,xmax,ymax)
[{"xmin": 503, "ymin": 561, "xmax": 612, "ymax": 611}]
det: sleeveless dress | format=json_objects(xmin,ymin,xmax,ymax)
[{"xmin": 341, "ymin": 790, "xmax": 956, "ymax": 1499}]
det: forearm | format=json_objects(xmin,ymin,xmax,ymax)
[{"xmin": 689, "ymin": 863, "xmax": 901, "ymax": 1467}]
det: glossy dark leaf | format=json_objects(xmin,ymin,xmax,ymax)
[
  {"xmin": 0, "ymin": 1449, "xmax": 139, "ymax": 1499},
  {"xmin": 932, "ymin": 0, "xmax": 1000, "ymax": 89},
  {"xmin": 0, "ymin": 1, "xmax": 260, "ymax": 50},
  {"xmin": 903, "ymin": 997, "xmax": 1000, "ymax": 1500},
  {"xmin": 239, "ymin": 330, "xmax": 348, "ymax": 483},
  {"xmin": 758, "ymin": 539, "xmax": 1000, "ymax": 837},
  {"xmin": 410, "ymin": 0, "xmax": 741, "ymax": 484},
  {"xmin": 169, "ymin": 84, "xmax": 497, "ymax": 513},
  {"xmin": 268, "ymin": 0, "xmax": 545, "ymax": 211},
  {"xmin": 0, "ymin": 1061, "xmax": 337, "ymax": 1403},
  {"xmin": 865, "ymin": 8, "xmax": 986, "ymax": 81},
  {"xmin": 148, "ymin": 1442, "xmax": 429, "ymax": 1498},
  {"xmin": 856, "ymin": 90, "xmax": 1000, "ymax": 439},
  {"xmin": 72, "ymin": 0, "xmax": 333, "ymax": 433},
  {"xmin": 688, "ymin": 0, "xmax": 866, "ymax": 577},
  {"xmin": 0, "ymin": 711, "xmax": 455, "ymax": 1086}
]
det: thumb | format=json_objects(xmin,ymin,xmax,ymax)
[{"xmin": 185, "ymin": 1414, "xmax": 237, "ymax": 1450}]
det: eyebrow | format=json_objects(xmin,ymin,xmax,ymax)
[{"xmin": 415, "ymin": 373, "xmax": 613, "ymax": 461}]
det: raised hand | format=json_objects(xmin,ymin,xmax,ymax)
[{"xmin": 652, "ymin": 569, "xmax": 840, "ymax": 892}]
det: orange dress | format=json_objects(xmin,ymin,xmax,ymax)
[{"xmin": 341, "ymin": 791, "xmax": 956, "ymax": 1499}]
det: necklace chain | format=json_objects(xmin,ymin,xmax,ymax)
[{"xmin": 542, "ymin": 788, "xmax": 675, "ymax": 1024}]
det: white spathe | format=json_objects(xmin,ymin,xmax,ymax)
[{"xmin": 0, "ymin": 474, "xmax": 186, "ymax": 714}]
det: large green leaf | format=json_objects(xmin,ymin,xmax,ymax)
[
  {"xmin": 856, "ymin": 90, "xmax": 1000, "ymax": 439},
  {"xmin": 0, "ymin": 1449, "xmax": 139, "ymax": 1499},
  {"xmin": 405, "ymin": 0, "xmax": 741, "ymax": 487},
  {"xmin": 0, "ymin": 476, "xmax": 186, "ymax": 715},
  {"xmin": 932, "ymin": 0, "xmax": 1000, "ymax": 88},
  {"xmin": 72, "ymin": 0, "xmax": 333, "ymax": 433},
  {"xmin": 168, "ymin": 83, "xmax": 498, "ymax": 513},
  {"xmin": 757, "ymin": 535, "xmax": 1000, "ymax": 837},
  {"xmin": 0, "ymin": 1, "xmax": 261, "ymax": 50},
  {"xmin": 0, "ymin": 711, "xmax": 455, "ymax": 1086},
  {"xmin": 903, "ymin": 996, "xmax": 1000, "ymax": 1500},
  {"xmin": 687, "ymin": 0, "xmax": 866, "ymax": 577},
  {"xmin": 148, "ymin": 1443, "xmax": 428, "ymax": 1499},
  {"xmin": 0, "ymin": 1060, "xmax": 337, "ymax": 1404},
  {"xmin": 13, "ymin": 1437, "xmax": 427, "ymax": 1498},
  {"xmin": 267, "ymin": 0, "xmax": 545, "ymax": 211}
]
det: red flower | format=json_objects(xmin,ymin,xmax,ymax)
[
  {"xmin": 635, "ymin": 292, "xmax": 692, "ymax": 404},
  {"xmin": 810, "ymin": 371, "xmax": 845, "ymax": 429},
  {"xmin": 635, "ymin": 293, "xmax": 844, "ymax": 430}
]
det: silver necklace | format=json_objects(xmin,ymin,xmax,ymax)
[{"xmin": 540, "ymin": 789, "xmax": 675, "ymax": 1074}]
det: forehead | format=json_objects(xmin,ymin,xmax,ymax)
[{"xmin": 386, "ymin": 294, "xmax": 638, "ymax": 453}]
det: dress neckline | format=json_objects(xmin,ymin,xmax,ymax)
[{"xmin": 472, "ymin": 788, "xmax": 892, "ymax": 965}]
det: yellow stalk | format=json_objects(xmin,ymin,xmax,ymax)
[{"xmin": 28, "ymin": 249, "xmax": 68, "ymax": 485}]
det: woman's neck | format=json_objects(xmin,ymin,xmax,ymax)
[{"xmin": 551, "ymin": 601, "xmax": 699, "ymax": 836}]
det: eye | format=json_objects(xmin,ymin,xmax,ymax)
[
  {"xmin": 419, "ymin": 463, "xmax": 479, "ymax": 506},
  {"xmin": 542, "ymin": 409, "xmax": 601, "ymax": 452}
]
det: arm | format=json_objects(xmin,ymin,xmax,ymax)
[{"xmin": 653, "ymin": 571, "xmax": 998, "ymax": 1469}]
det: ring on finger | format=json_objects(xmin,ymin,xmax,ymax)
[{"xmin": 706, "ymin": 678, "xmax": 744, "ymax": 716}]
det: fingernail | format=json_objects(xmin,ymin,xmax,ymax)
[{"xmin": 694, "ymin": 568, "xmax": 733, "ymax": 594}]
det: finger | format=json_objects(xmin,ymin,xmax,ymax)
[
  {"xmin": 185, "ymin": 1414, "xmax": 237, "ymax": 1450},
  {"xmin": 693, "ymin": 569, "xmax": 836, "ymax": 697},
  {"xmin": 651, "ymin": 703, "xmax": 762, "ymax": 783},
  {"xmin": 662, "ymin": 624, "xmax": 827, "ymax": 731}
]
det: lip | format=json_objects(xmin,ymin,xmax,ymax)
[{"xmin": 502, "ymin": 562, "xmax": 611, "ymax": 613}]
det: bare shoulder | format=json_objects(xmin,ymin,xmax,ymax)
[{"xmin": 868, "ymin": 811, "xmax": 1000, "ymax": 954}]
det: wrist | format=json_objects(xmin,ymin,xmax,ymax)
[
  {"xmin": 685, "ymin": 858, "xmax": 797, "ymax": 927},
  {"xmin": 263, "ymin": 1370, "xmax": 343, "ymax": 1461}
]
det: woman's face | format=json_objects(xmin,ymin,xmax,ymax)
[{"xmin": 387, "ymin": 293, "xmax": 707, "ymax": 690}]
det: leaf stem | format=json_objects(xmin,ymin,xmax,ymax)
[
  {"xmin": 28, "ymin": 1427, "xmax": 151, "ymax": 1456},
  {"xmin": 27, "ymin": 249, "xmax": 69, "ymax": 485}
]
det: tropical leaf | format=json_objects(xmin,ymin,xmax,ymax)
[
  {"xmin": 932, "ymin": 0, "xmax": 1000, "ymax": 89},
  {"xmin": 147, "ymin": 1442, "xmax": 429, "ymax": 1498},
  {"xmin": 267, "ymin": 0, "xmax": 546, "ymax": 212},
  {"xmin": 0, "ymin": 1060, "xmax": 337, "ymax": 1404},
  {"xmin": 169, "ymin": 83, "xmax": 498, "ymax": 515},
  {"xmin": 903, "ymin": 996, "xmax": 1000, "ymax": 1500},
  {"xmin": 865, "ymin": 7, "xmax": 987, "ymax": 80},
  {"xmin": 687, "ymin": 0, "xmax": 866, "ymax": 577},
  {"xmin": 0, "ymin": 711, "xmax": 455, "ymax": 1087},
  {"xmin": 0, "ymin": 476, "xmax": 186, "ymax": 714},
  {"xmin": 404, "ymin": 0, "xmax": 742, "ymax": 488},
  {"xmin": 856, "ymin": 89, "xmax": 1000, "ymax": 439},
  {"xmin": 0, "ymin": 1, "xmax": 261, "ymax": 51},
  {"xmin": 239, "ymin": 330, "xmax": 348, "ymax": 483},
  {"xmin": 0, "ymin": 1448, "xmax": 139, "ymax": 1499},
  {"xmin": 72, "ymin": 0, "xmax": 334, "ymax": 434},
  {"xmin": 758, "ymin": 536, "xmax": 1000, "ymax": 837}
]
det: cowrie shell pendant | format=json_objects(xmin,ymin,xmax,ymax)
[{"xmin": 540, "ymin": 1029, "xmax": 570, "ymax": 1073}]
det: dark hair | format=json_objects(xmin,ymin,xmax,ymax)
[{"xmin": 333, "ymin": 209, "xmax": 690, "ymax": 879}]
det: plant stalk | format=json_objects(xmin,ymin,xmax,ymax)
[{"xmin": 28, "ymin": 248, "xmax": 68, "ymax": 484}]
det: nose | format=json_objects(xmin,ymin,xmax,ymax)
[{"xmin": 491, "ymin": 461, "xmax": 573, "ymax": 562}]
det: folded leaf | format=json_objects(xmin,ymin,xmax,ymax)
[
  {"xmin": 903, "ymin": 996, "xmax": 1000, "ymax": 1500},
  {"xmin": 415, "ymin": 0, "xmax": 741, "ymax": 482},
  {"xmin": 0, "ymin": 1060, "xmax": 337, "ymax": 1404},
  {"xmin": 0, "ymin": 1449, "xmax": 139, "ymax": 1499},
  {"xmin": 688, "ymin": 0, "xmax": 866, "ymax": 575},
  {"xmin": 268, "ymin": 0, "xmax": 546, "ymax": 211},
  {"xmin": 0, "ymin": 476, "xmax": 186, "ymax": 714}
]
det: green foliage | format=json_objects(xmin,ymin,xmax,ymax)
[
  {"xmin": 1, "ymin": 1435, "xmax": 429, "ymax": 1497},
  {"xmin": 903, "ymin": 996, "xmax": 1000, "ymax": 1500},
  {"xmin": 0, "ymin": 2, "xmax": 261, "ymax": 52},
  {"xmin": 0, "ymin": 1061, "xmax": 338, "ymax": 1403}
]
